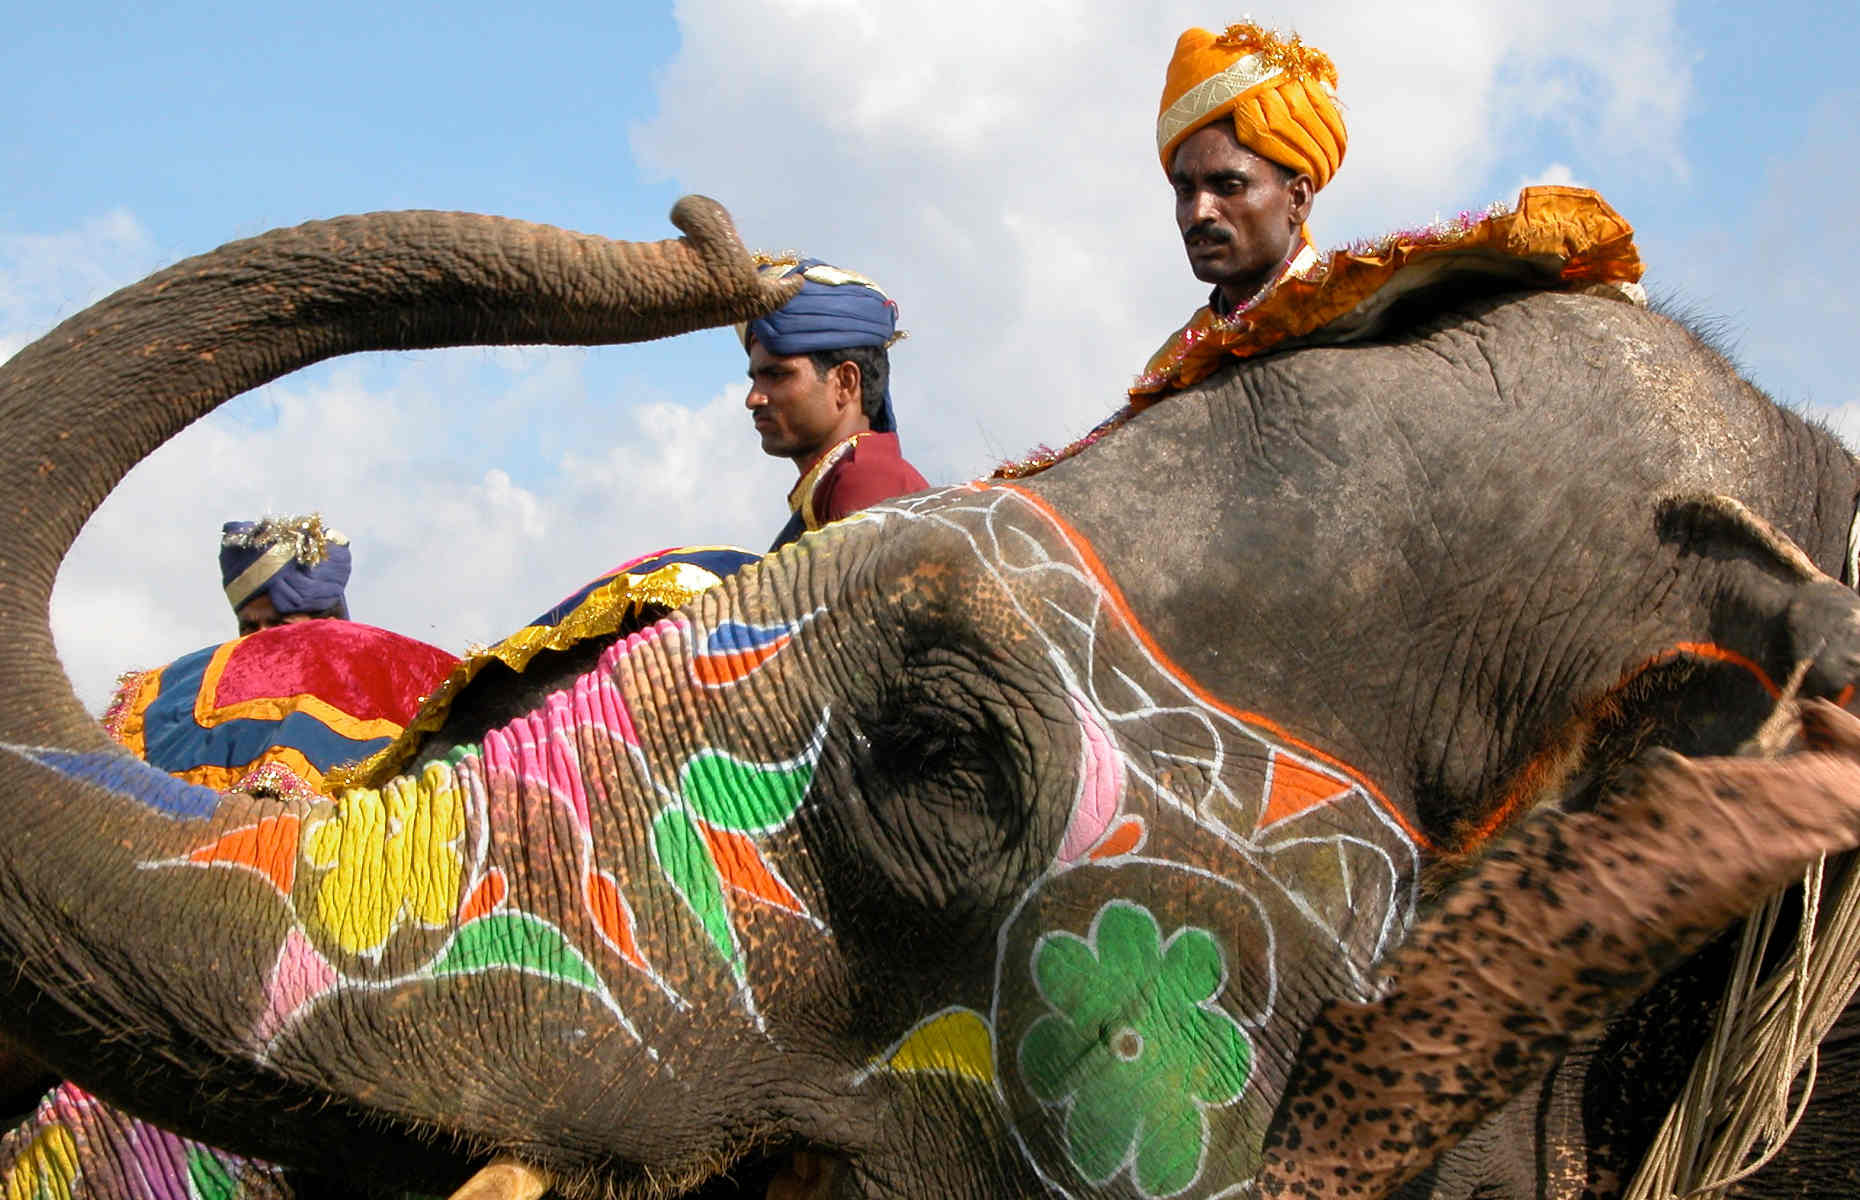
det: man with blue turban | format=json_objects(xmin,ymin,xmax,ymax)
[
  {"xmin": 219, "ymin": 514, "xmax": 353, "ymax": 635},
  {"xmin": 740, "ymin": 257, "xmax": 928, "ymax": 551}
]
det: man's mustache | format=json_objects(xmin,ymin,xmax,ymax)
[{"xmin": 1184, "ymin": 221, "xmax": 1232, "ymax": 246}]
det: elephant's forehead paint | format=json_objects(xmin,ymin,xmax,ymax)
[
  {"xmin": 1057, "ymin": 691, "xmax": 1125, "ymax": 862},
  {"xmin": 691, "ymin": 616, "xmax": 807, "ymax": 687},
  {"xmin": 153, "ymin": 605, "xmax": 823, "ymax": 1052},
  {"xmin": 854, "ymin": 484, "xmax": 1425, "ymax": 1198}
]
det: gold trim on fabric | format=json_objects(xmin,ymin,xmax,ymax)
[
  {"xmin": 100, "ymin": 668, "xmax": 161, "ymax": 754},
  {"xmin": 1157, "ymin": 53, "xmax": 1283, "ymax": 157},
  {"xmin": 325, "ymin": 560, "xmax": 731, "ymax": 790},
  {"xmin": 191, "ymin": 638, "xmax": 409, "ymax": 741},
  {"xmin": 787, "ymin": 433, "xmax": 869, "ymax": 531},
  {"xmin": 222, "ymin": 542, "xmax": 296, "ymax": 609}
]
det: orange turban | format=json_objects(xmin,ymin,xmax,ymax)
[{"xmin": 1157, "ymin": 22, "xmax": 1347, "ymax": 190}]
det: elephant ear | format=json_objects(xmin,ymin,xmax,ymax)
[
  {"xmin": 1255, "ymin": 701, "xmax": 1860, "ymax": 1199},
  {"xmin": 1656, "ymin": 494, "xmax": 1860, "ymax": 697}
]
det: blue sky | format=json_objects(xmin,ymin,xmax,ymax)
[{"xmin": 4, "ymin": 1, "xmax": 1855, "ymax": 707}]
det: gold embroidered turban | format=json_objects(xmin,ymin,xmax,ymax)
[{"xmin": 1157, "ymin": 22, "xmax": 1347, "ymax": 190}]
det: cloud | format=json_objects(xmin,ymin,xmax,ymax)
[
  {"xmin": 0, "ymin": 210, "xmax": 162, "ymax": 365},
  {"xmin": 23, "ymin": 2, "xmax": 1705, "ymax": 712},
  {"xmin": 1516, "ymin": 163, "xmax": 1585, "ymax": 191},
  {"xmin": 45, "ymin": 348, "xmax": 783, "ymax": 711},
  {"xmin": 633, "ymin": 0, "xmax": 1694, "ymax": 472}
]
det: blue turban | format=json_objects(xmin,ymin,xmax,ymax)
[
  {"xmin": 220, "ymin": 516, "xmax": 352, "ymax": 617},
  {"xmin": 740, "ymin": 258, "xmax": 901, "ymax": 433}
]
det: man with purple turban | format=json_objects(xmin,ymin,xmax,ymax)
[
  {"xmin": 739, "ymin": 257, "xmax": 928, "ymax": 551},
  {"xmin": 218, "ymin": 514, "xmax": 353, "ymax": 635}
]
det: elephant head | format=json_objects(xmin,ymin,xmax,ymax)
[{"xmin": 0, "ymin": 199, "xmax": 1858, "ymax": 1200}]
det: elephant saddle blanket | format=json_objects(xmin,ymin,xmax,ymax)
[
  {"xmin": 103, "ymin": 621, "xmax": 459, "ymax": 800},
  {"xmin": 328, "ymin": 545, "xmax": 760, "ymax": 789}
]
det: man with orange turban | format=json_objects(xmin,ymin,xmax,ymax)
[{"xmin": 1158, "ymin": 22, "xmax": 1345, "ymax": 319}]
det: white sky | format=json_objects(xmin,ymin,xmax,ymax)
[{"xmin": 2, "ymin": 2, "xmax": 1854, "ymax": 709}]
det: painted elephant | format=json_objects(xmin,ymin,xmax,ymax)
[{"xmin": 0, "ymin": 196, "xmax": 1859, "ymax": 1200}]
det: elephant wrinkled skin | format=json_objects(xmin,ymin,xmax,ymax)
[{"xmin": 0, "ymin": 199, "xmax": 1857, "ymax": 1199}]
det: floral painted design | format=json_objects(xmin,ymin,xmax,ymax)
[
  {"xmin": 1018, "ymin": 901, "xmax": 1252, "ymax": 1197},
  {"xmin": 304, "ymin": 761, "xmax": 465, "ymax": 955}
]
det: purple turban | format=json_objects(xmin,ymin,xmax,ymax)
[
  {"xmin": 219, "ymin": 516, "xmax": 352, "ymax": 617},
  {"xmin": 739, "ymin": 258, "xmax": 901, "ymax": 433}
]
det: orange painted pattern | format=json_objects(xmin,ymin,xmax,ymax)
[
  {"xmin": 993, "ymin": 483, "xmax": 1433, "ymax": 851},
  {"xmin": 185, "ymin": 814, "xmax": 301, "ymax": 896},
  {"xmin": 698, "ymin": 823, "xmax": 806, "ymax": 915},
  {"xmin": 1088, "ymin": 818, "xmax": 1147, "ymax": 861},
  {"xmin": 584, "ymin": 868, "xmax": 651, "ymax": 972},
  {"xmin": 1260, "ymin": 750, "xmax": 1354, "ymax": 828},
  {"xmin": 456, "ymin": 868, "xmax": 507, "ymax": 925}
]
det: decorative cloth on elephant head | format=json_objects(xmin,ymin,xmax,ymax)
[
  {"xmin": 219, "ymin": 514, "xmax": 352, "ymax": 621},
  {"xmin": 101, "ymin": 619, "xmax": 459, "ymax": 800}
]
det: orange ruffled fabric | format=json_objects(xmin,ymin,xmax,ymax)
[
  {"xmin": 994, "ymin": 187, "xmax": 1640, "ymax": 482},
  {"xmin": 1131, "ymin": 185, "xmax": 1640, "ymax": 403}
]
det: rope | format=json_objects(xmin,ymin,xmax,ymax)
[{"xmin": 1626, "ymin": 659, "xmax": 1860, "ymax": 1199}]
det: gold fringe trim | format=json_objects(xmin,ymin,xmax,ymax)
[
  {"xmin": 324, "ymin": 561, "xmax": 725, "ymax": 790},
  {"xmin": 1210, "ymin": 22, "xmax": 1338, "ymax": 88}
]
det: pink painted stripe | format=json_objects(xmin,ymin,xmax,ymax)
[
  {"xmin": 545, "ymin": 692, "xmax": 590, "ymax": 831},
  {"xmin": 1059, "ymin": 692, "xmax": 1126, "ymax": 862},
  {"xmin": 254, "ymin": 927, "xmax": 337, "ymax": 1046}
]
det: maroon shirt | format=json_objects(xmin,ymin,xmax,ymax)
[{"xmin": 772, "ymin": 432, "xmax": 928, "ymax": 550}]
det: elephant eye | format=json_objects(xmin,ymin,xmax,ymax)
[{"xmin": 826, "ymin": 645, "xmax": 1069, "ymax": 927}]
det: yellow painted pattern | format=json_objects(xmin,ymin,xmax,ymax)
[
  {"xmin": 881, "ymin": 1007, "xmax": 996, "ymax": 1086},
  {"xmin": 305, "ymin": 761, "xmax": 466, "ymax": 955},
  {"xmin": 4, "ymin": 1125, "xmax": 76, "ymax": 1200}
]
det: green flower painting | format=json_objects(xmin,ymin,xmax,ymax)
[{"xmin": 1018, "ymin": 900, "xmax": 1252, "ymax": 1197}]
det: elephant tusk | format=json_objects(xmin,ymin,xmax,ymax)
[{"xmin": 445, "ymin": 1158, "xmax": 552, "ymax": 1200}]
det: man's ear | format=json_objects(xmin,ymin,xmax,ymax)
[
  {"xmin": 1287, "ymin": 173, "xmax": 1316, "ymax": 228},
  {"xmin": 831, "ymin": 359, "xmax": 863, "ymax": 413}
]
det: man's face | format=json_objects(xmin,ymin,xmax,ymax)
[
  {"xmin": 745, "ymin": 339, "xmax": 861, "ymax": 464},
  {"xmin": 1171, "ymin": 122, "xmax": 1314, "ymax": 307},
  {"xmin": 235, "ymin": 593, "xmax": 317, "ymax": 636}
]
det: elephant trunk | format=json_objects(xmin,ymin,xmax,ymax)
[
  {"xmin": 0, "ymin": 201, "xmax": 812, "ymax": 1186},
  {"xmin": 0, "ymin": 198, "xmax": 795, "ymax": 752}
]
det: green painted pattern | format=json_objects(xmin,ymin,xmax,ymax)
[
  {"xmin": 1019, "ymin": 900, "xmax": 1252, "ymax": 1197},
  {"xmin": 652, "ymin": 807, "xmax": 737, "ymax": 968},
  {"xmin": 431, "ymin": 912, "xmax": 603, "ymax": 991},
  {"xmin": 679, "ymin": 750, "xmax": 814, "ymax": 833},
  {"xmin": 184, "ymin": 1147, "xmax": 237, "ymax": 1200}
]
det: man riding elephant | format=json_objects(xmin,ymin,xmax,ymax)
[
  {"xmin": 219, "ymin": 514, "xmax": 355, "ymax": 635},
  {"xmin": 1157, "ymin": 22, "xmax": 1343, "ymax": 337},
  {"xmin": 4, "ymin": 188, "xmax": 1860, "ymax": 1199},
  {"xmin": 739, "ymin": 257, "xmax": 928, "ymax": 551}
]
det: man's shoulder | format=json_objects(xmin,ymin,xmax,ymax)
[
  {"xmin": 840, "ymin": 432, "xmax": 927, "ymax": 483},
  {"xmin": 818, "ymin": 433, "xmax": 928, "ymax": 518}
]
